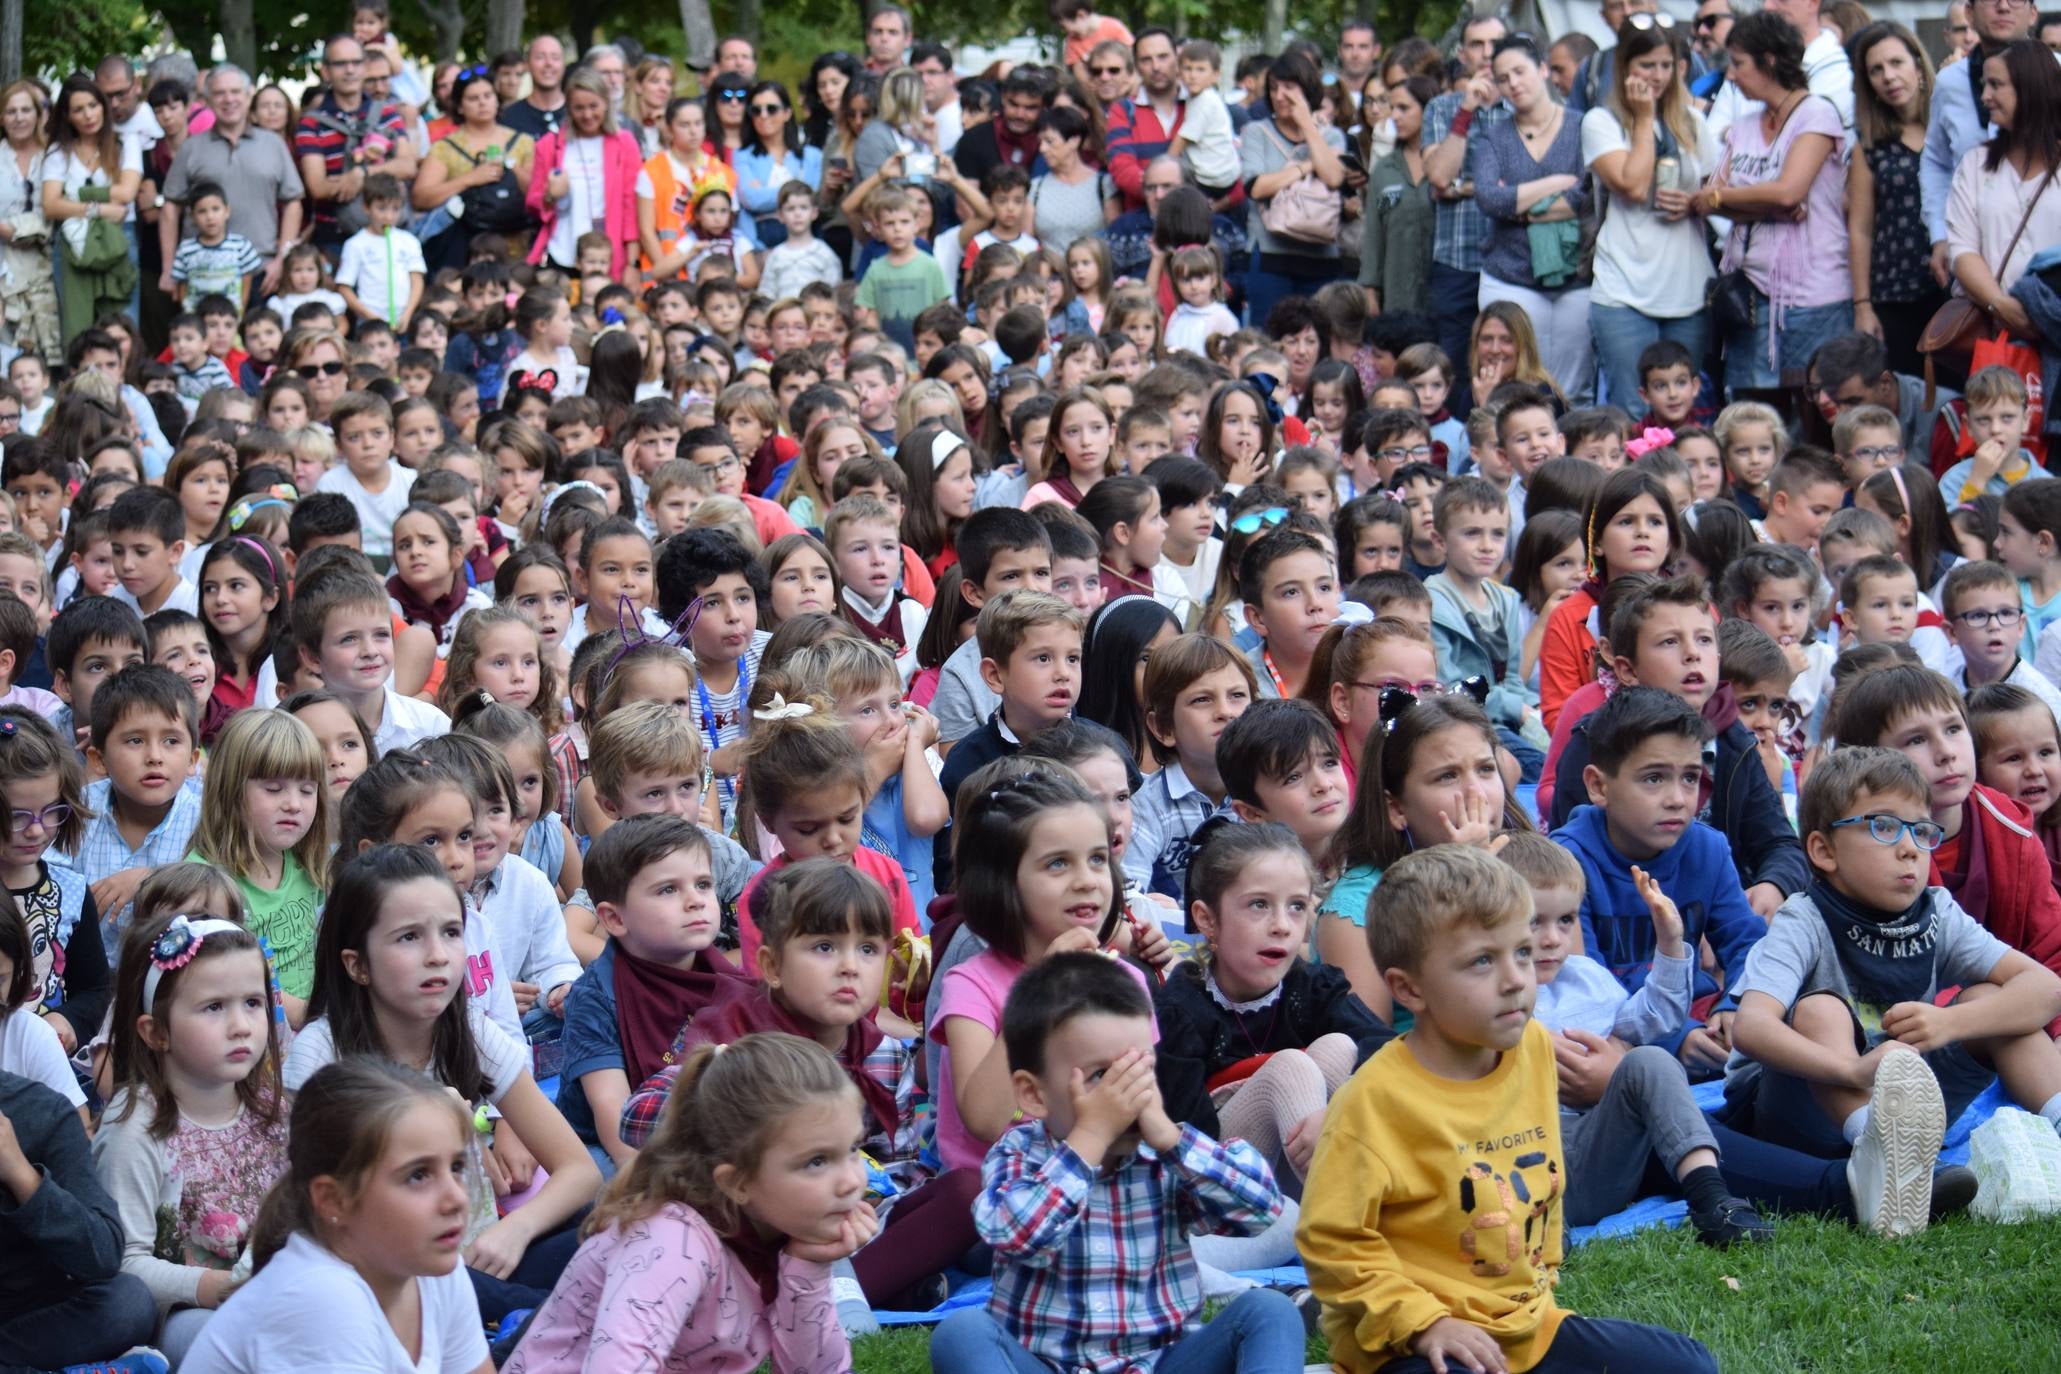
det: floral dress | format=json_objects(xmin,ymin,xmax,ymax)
[{"xmin": 1867, "ymin": 139, "xmax": 1931, "ymax": 307}]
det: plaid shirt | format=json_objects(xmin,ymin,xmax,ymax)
[
  {"xmin": 1421, "ymin": 92, "xmax": 1512, "ymax": 275},
  {"xmin": 978, "ymin": 1120, "xmax": 1281, "ymax": 1374},
  {"xmin": 78, "ymin": 776, "xmax": 203, "ymax": 953}
]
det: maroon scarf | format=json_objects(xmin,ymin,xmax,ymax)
[
  {"xmin": 386, "ymin": 572, "xmax": 471, "ymax": 644},
  {"xmin": 688, "ymin": 978, "xmax": 898, "ymax": 1140},
  {"xmin": 611, "ymin": 945, "xmax": 745, "ymax": 1085},
  {"xmin": 841, "ymin": 593, "xmax": 906, "ymax": 659},
  {"xmin": 717, "ymin": 1219, "xmax": 784, "ymax": 1303},
  {"xmin": 1046, "ymin": 473, "xmax": 1085, "ymax": 507}
]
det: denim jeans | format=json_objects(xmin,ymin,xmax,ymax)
[
  {"xmin": 1429, "ymin": 261, "xmax": 1481, "ymax": 390},
  {"xmin": 0, "ymin": 1274, "xmax": 155, "ymax": 1371},
  {"xmin": 931, "ymin": 1289, "xmax": 1306, "ymax": 1374},
  {"xmin": 1722, "ymin": 290, "xmax": 1854, "ymax": 391},
  {"xmin": 1589, "ymin": 302, "xmax": 1709, "ymax": 417},
  {"xmin": 1377, "ymin": 1315, "xmax": 1718, "ymax": 1373},
  {"xmin": 1243, "ymin": 259, "xmax": 1341, "ymax": 332}
]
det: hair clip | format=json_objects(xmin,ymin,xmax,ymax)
[
  {"xmin": 1451, "ymin": 674, "xmax": 1490, "ymax": 707},
  {"xmin": 0, "ymin": 719, "xmax": 17, "ymax": 736},
  {"xmin": 542, "ymin": 480, "xmax": 606, "ymax": 523},
  {"xmin": 142, "ymin": 915, "xmax": 247, "ymax": 1010},
  {"xmin": 504, "ymin": 289, "xmax": 522, "ymax": 311},
  {"xmin": 1377, "ymin": 685, "xmax": 1419, "ymax": 732},
  {"xmin": 508, "ymin": 368, "xmax": 559, "ymax": 394},
  {"xmin": 1243, "ymin": 374, "xmax": 1285, "ymax": 426},
  {"xmin": 754, "ymin": 693, "xmax": 812, "ymax": 722},
  {"xmin": 1332, "ymin": 602, "xmax": 1375, "ymax": 628},
  {"xmin": 477, "ymin": 690, "xmax": 496, "ymax": 705},
  {"xmin": 1383, "ymin": 487, "xmax": 1407, "ymax": 504},
  {"xmin": 1625, "ymin": 425, "xmax": 1675, "ymax": 460},
  {"xmin": 604, "ymin": 592, "xmax": 704, "ymax": 680}
]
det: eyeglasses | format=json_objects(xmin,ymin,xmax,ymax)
[
  {"xmin": 1851, "ymin": 444, "xmax": 1904, "ymax": 465},
  {"xmin": 0, "ymin": 408, "xmax": 19, "ymax": 426},
  {"xmin": 1951, "ymin": 605, "xmax": 2026, "ymax": 628},
  {"xmin": 697, "ymin": 454, "xmax": 742, "ymax": 474},
  {"xmin": 295, "ymin": 361, "xmax": 347, "ymax": 379},
  {"xmin": 8, "ymin": 802, "xmax": 71, "ymax": 835},
  {"xmin": 1354, "ymin": 677, "xmax": 1446, "ymax": 696},
  {"xmin": 1230, "ymin": 506, "xmax": 1290, "ymax": 534},
  {"xmin": 750, "ymin": 103, "xmax": 786, "ymax": 115},
  {"xmin": 1831, "ymin": 812, "xmax": 1946, "ymax": 850},
  {"xmin": 1377, "ymin": 443, "xmax": 1434, "ymax": 462}
]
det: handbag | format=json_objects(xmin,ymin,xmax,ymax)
[
  {"xmin": 1257, "ymin": 123, "xmax": 1341, "ymax": 244},
  {"xmin": 1919, "ymin": 164, "xmax": 2058, "ymax": 370},
  {"xmin": 445, "ymin": 135, "xmax": 531, "ymax": 234},
  {"xmin": 1707, "ymin": 225, "xmax": 1756, "ymax": 335}
]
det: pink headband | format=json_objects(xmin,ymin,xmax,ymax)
[
  {"xmin": 1888, "ymin": 464, "xmax": 1911, "ymax": 518},
  {"xmin": 234, "ymin": 536, "xmax": 276, "ymax": 582}
]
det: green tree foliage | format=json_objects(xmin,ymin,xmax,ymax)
[{"xmin": 28, "ymin": 0, "xmax": 155, "ymax": 78}]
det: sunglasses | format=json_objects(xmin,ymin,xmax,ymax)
[
  {"xmin": 295, "ymin": 360, "xmax": 347, "ymax": 379},
  {"xmin": 1626, "ymin": 12, "xmax": 1678, "ymax": 30},
  {"xmin": 1693, "ymin": 12, "xmax": 1729, "ymax": 27},
  {"xmin": 1230, "ymin": 506, "xmax": 1290, "ymax": 534},
  {"xmin": 750, "ymin": 103, "xmax": 786, "ymax": 115},
  {"xmin": 717, "ymin": 90, "xmax": 749, "ymax": 102},
  {"xmin": 457, "ymin": 64, "xmax": 491, "ymax": 80},
  {"xmin": 1090, "ymin": 65, "xmax": 1127, "ymax": 76}
]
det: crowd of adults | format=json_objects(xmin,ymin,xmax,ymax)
[{"xmin": 0, "ymin": 0, "xmax": 2055, "ymax": 428}]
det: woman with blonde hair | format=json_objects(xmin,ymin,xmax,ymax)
[
  {"xmin": 282, "ymin": 327, "xmax": 352, "ymax": 424},
  {"xmin": 0, "ymin": 78, "xmax": 56, "ymax": 363},
  {"xmin": 1467, "ymin": 299, "xmax": 1561, "ymax": 408},
  {"xmin": 626, "ymin": 56, "xmax": 675, "ymax": 157},
  {"xmin": 526, "ymin": 68, "xmax": 642, "ymax": 276},
  {"xmin": 854, "ymin": 66, "xmax": 937, "ymax": 186}
]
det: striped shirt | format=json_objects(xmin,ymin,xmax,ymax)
[{"xmin": 170, "ymin": 232, "xmax": 262, "ymax": 311}]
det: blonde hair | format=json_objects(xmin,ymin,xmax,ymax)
[
  {"xmin": 739, "ymin": 681, "xmax": 870, "ymax": 821},
  {"xmin": 784, "ymin": 422, "xmax": 885, "ymax": 517},
  {"xmin": 1367, "ymin": 843, "xmax": 1532, "ymax": 975},
  {"xmin": 583, "ymin": 1032, "xmax": 857, "ymax": 1238},
  {"xmin": 190, "ymin": 709, "xmax": 334, "ymax": 887},
  {"xmin": 589, "ymin": 698, "xmax": 705, "ymax": 803},
  {"xmin": 822, "ymin": 492, "xmax": 900, "ymax": 556},
  {"xmin": 1714, "ymin": 401, "xmax": 1786, "ymax": 461},
  {"xmin": 287, "ymin": 424, "xmax": 336, "ymax": 472},
  {"xmin": 896, "ymin": 378, "xmax": 965, "ymax": 440},
  {"xmin": 686, "ymin": 494, "xmax": 763, "ymax": 557},
  {"xmin": 1966, "ymin": 364, "xmax": 2029, "ymax": 412},
  {"xmin": 793, "ymin": 636, "xmax": 899, "ymax": 701},
  {"xmin": 1496, "ymin": 830, "xmax": 1585, "ymax": 898}
]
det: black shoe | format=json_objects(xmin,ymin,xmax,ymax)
[
  {"xmin": 1266, "ymin": 1283, "xmax": 1324, "ymax": 1336},
  {"xmin": 1929, "ymin": 1164, "xmax": 1980, "ymax": 1222},
  {"xmin": 886, "ymin": 1273, "xmax": 950, "ymax": 1312},
  {"xmin": 1688, "ymin": 1195, "xmax": 1776, "ymax": 1248}
]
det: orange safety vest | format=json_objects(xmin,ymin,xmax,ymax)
[{"xmin": 639, "ymin": 149, "xmax": 736, "ymax": 278}]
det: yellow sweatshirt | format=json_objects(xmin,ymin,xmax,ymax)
[{"xmin": 1296, "ymin": 1019, "xmax": 1567, "ymax": 1374}]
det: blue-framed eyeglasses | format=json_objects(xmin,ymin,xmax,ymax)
[{"xmin": 1830, "ymin": 813, "xmax": 1945, "ymax": 850}]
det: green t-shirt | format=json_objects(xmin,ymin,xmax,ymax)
[
  {"xmin": 855, "ymin": 251, "xmax": 950, "ymax": 350},
  {"xmin": 190, "ymin": 850, "xmax": 322, "ymax": 999}
]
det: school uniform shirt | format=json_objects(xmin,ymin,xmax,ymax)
[
  {"xmin": 183, "ymin": 1230, "xmax": 488, "ymax": 1374},
  {"xmin": 369, "ymin": 684, "xmax": 451, "ymax": 756},
  {"xmin": 476, "ymin": 852, "xmax": 584, "ymax": 996},
  {"xmin": 1297, "ymin": 1020, "xmax": 1568, "ymax": 1374},
  {"xmin": 839, "ymin": 585, "xmax": 926, "ymax": 686},
  {"xmin": 113, "ymin": 576, "xmax": 199, "ymax": 619}
]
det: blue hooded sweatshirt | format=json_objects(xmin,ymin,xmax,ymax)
[{"xmin": 1552, "ymin": 803, "xmax": 1767, "ymax": 1052}]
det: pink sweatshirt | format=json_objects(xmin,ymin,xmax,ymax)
[{"xmin": 501, "ymin": 1202, "xmax": 849, "ymax": 1374}]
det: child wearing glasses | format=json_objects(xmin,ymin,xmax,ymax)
[
  {"xmin": 1728, "ymin": 744, "xmax": 2061, "ymax": 1236},
  {"xmin": 1827, "ymin": 663, "xmax": 2061, "ymax": 1027},
  {"xmin": 1943, "ymin": 560, "xmax": 2061, "ymax": 722}
]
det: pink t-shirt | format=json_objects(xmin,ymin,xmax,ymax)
[
  {"xmin": 1063, "ymin": 14, "xmax": 1134, "ymax": 67},
  {"xmin": 1717, "ymin": 94, "xmax": 1849, "ymax": 309},
  {"xmin": 928, "ymin": 948, "xmax": 1158, "ymax": 1170}
]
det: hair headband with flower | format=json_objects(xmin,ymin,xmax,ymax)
[{"xmin": 142, "ymin": 916, "xmax": 251, "ymax": 1010}]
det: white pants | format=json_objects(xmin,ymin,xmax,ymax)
[{"xmin": 1480, "ymin": 273, "xmax": 1596, "ymax": 407}]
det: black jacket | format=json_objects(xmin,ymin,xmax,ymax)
[
  {"xmin": 0, "ymin": 1069, "xmax": 125, "ymax": 1308},
  {"xmin": 1153, "ymin": 959, "xmax": 1393, "ymax": 1137}
]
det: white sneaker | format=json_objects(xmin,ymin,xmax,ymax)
[{"xmin": 1847, "ymin": 1048, "xmax": 1947, "ymax": 1238}]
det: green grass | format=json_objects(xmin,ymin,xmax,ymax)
[{"xmin": 848, "ymin": 1215, "xmax": 2061, "ymax": 1373}]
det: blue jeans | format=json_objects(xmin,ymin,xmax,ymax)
[
  {"xmin": 1722, "ymin": 290, "xmax": 1854, "ymax": 391},
  {"xmin": 1589, "ymin": 302, "xmax": 1709, "ymax": 417},
  {"xmin": 1429, "ymin": 261, "xmax": 1481, "ymax": 392},
  {"xmin": 1376, "ymin": 1315, "xmax": 1717, "ymax": 1373},
  {"xmin": 1497, "ymin": 725, "xmax": 1544, "ymax": 786},
  {"xmin": 0, "ymin": 1273, "xmax": 155, "ymax": 1370},
  {"xmin": 931, "ymin": 1288, "xmax": 1305, "ymax": 1374},
  {"xmin": 1243, "ymin": 260, "xmax": 1341, "ymax": 332}
]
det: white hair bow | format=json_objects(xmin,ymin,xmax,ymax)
[
  {"xmin": 1332, "ymin": 601, "xmax": 1376, "ymax": 628},
  {"xmin": 753, "ymin": 693, "xmax": 814, "ymax": 722}
]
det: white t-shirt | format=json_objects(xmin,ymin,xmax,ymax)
[
  {"xmin": 546, "ymin": 135, "xmax": 609, "ymax": 268},
  {"xmin": 337, "ymin": 227, "xmax": 428, "ymax": 328},
  {"xmin": 1, "ymin": 1008, "xmax": 85, "ymax": 1106},
  {"xmin": 1579, "ymin": 105, "xmax": 1720, "ymax": 318},
  {"xmin": 1177, "ymin": 86, "xmax": 1240, "ymax": 188},
  {"xmin": 284, "ymin": 1003, "xmax": 525, "ymax": 1098},
  {"xmin": 372, "ymin": 683, "xmax": 451, "ymax": 755},
  {"xmin": 316, "ymin": 460, "xmax": 417, "ymax": 559},
  {"xmin": 114, "ymin": 575, "xmax": 199, "ymax": 618},
  {"xmin": 182, "ymin": 1231, "xmax": 488, "ymax": 1374},
  {"xmin": 43, "ymin": 135, "xmax": 144, "ymax": 251}
]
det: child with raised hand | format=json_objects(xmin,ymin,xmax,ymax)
[
  {"xmin": 1155, "ymin": 820, "xmax": 1391, "ymax": 1188},
  {"xmin": 418, "ymin": 733, "xmax": 582, "ymax": 1038},
  {"xmin": 1969, "ymin": 681, "xmax": 2061, "ymax": 880},
  {"xmin": 1832, "ymin": 663, "xmax": 2061, "ymax": 1010},
  {"xmin": 1129, "ymin": 633, "xmax": 1257, "ymax": 902},
  {"xmin": 185, "ymin": 709, "xmax": 330, "ymax": 1025},
  {"xmin": 735, "ymin": 684, "xmax": 923, "ymax": 975},
  {"xmin": 280, "ymin": 688, "xmax": 378, "ymax": 809},
  {"xmin": 1502, "ymin": 833, "xmax": 1786, "ymax": 1248},
  {"xmin": 624, "ymin": 860, "xmax": 983, "ymax": 1311},
  {"xmin": 557, "ymin": 816, "xmax": 747, "ymax": 1172},
  {"xmin": 94, "ymin": 911, "xmax": 290, "ymax": 1363},
  {"xmin": 1297, "ymin": 846, "xmax": 1721, "ymax": 1374},
  {"xmin": 0, "ymin": 708, "xmax": 106, "ymax": 1058},
  {"xmin": 287, "ymin": 844, "xmax": 598, "ymax": 1315},
  {"xmin": 198, "ymin": 534, "xmax": 289, "ymax": 731},
  {"xmin": 452, "ymin": 695, "xmax": 584, "ymax": 907},
  {"xmin": 930, "ymin": 950, "xmax": 1300, "ymax": 1374},
  {"xmin": 505, "ymin": 1033, "xmax": 868, "ymax": 1374},
  {"xmin": 181, "ymin": 1059, "xmax": 494, "ymax": 1374},
  {"xmin": 1729, "ymin": 746, "xmax": 2061, "ymax": 1235},
  {"xmin": 1538, "ymin": 467, "xmax": 1680, "ymax": 731}
]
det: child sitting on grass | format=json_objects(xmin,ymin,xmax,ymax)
[
  {"xmin": 1297, "ymin": 844, "xmax": 1719, "ymax": 1374},
  {"xmin": 1729, "ymin": 746, "xmax": 2061, "ymax": 1235}
]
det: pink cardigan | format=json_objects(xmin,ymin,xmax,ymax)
[{"xmin": 524, "ymin": 128, "xmax": 642, "ymax": 276}]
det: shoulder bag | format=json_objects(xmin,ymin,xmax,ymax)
[
  {"xmin": 1257, "ymin": 122, "xmax": 1341, "ymax": 245},
  {"xmin": 1918, "ymin": 163, "xmax": 2059, "ymax": 368}
]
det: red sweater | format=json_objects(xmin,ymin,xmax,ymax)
[{"xmin": 1933, "ymin": 784, "xmax": 2061, "ymax": 1037}]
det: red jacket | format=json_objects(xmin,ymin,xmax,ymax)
[
  {"xmin": 1934, "ymin": 784, "xmax": 2061, "ymax": 1037},
  {"xmin": 525, "ymin": 128, "xmax": 643, "ymax": 276}
]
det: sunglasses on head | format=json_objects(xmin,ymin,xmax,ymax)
[
  {"xmin": 457, "ymin": 64, "xmax": 490, "ymax": 80},
  {"xmin": 717, "ymin": 89, "xmax": 748, "ymax": 101},
  {"xmin": 1230, "ymin": 506, "xmax": 1290, "ymax": 534},
  {"xmin": 295, "ymin": 360, "xmax": 347, "ymax": 378}
]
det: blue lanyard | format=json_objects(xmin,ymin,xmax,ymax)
[{"xmin": 696, "ymin": 650, "xmax": 750, "ymax": 803}]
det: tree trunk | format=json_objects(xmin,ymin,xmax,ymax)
[
  {"xmin": 1263, "ymin": 0, "xmax": 1287, "ymax": 55},
  {"xmin": 678, "ymin": 0, "xmax": 715, "ymax": 72},
  {"xmin": 218, "ymin": 0, "xmax": 256, "ymax": 77},
  {"xmin": 412, "ymin": 0, "xmax": 465, "ymax": 61},
  {"xmin": 0, "ymin": 0, "xmax": 19, "ymax": 88},
  {"xmin": 486, "ymin": 0, "xmax": 525, "ymax": 60},
  {"xmin": 733, "ymin": 0, "xmax": 761, "ymax": 46}
]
